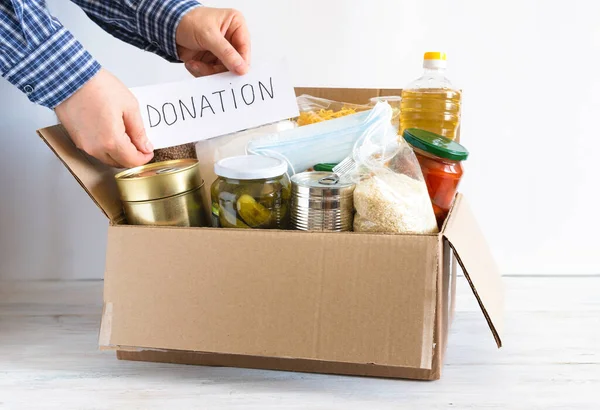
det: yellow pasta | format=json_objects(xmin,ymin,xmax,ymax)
[{"xmin": 296, "ymin": 107, "xmax": 358, "ymax": 126}]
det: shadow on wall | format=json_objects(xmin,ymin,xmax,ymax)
[{"xmin": 0, "ymin": 86, "xmax": 107, "ymax": 280}]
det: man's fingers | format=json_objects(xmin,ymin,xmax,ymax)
[
  {"xmin": 107, "ymin": 134, "xmax": 153, "ymax": 168},
  {"xmin": 185, "ymin": 61, "xmax": 213, "ymax": 77},
  {"xmin": 68, "ymin": 132, "xmax": 121, "ymax": 168},
  {"xmin": 198, "ymin": 50, "xmax": 219, "ymax": 64},
  {"xmin": 100, "ymin": 154, "xmax": 122, "ymax": 168},
  {"xmin": 228, "ymin": 21, "xmax": 251, "ymax": 67},
  {"xmin": 201, "ymin": 30, "xmax": 248, "ymax": 75},
  {"xmin": 185, "ymin": 61, "xmax": 227, "ymax": 77},
  {"xmin": 123, "ymin": 105, "xmax": 153, "ymax": 154}
]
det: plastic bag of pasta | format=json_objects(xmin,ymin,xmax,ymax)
[{"xmin": 295, "ymin": 94, "xmax": 371, "ymax": 126}]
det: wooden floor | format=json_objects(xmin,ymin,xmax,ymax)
[{"xmin": 0, "ymin": 277, "xmax": 598, "ymax": 409}]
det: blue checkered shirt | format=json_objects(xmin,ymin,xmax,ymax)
[{"xmin": 0, "ymin": 0, "xmax": 201, "ymax": 108}]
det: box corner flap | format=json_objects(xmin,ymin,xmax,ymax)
[
  {"xmin": 37, "ymin": 125, "xmax": 122, "ymax": 221},
  {"xmin": 442, "ymin": 194, "xmax": 504, "ymax": 348}
]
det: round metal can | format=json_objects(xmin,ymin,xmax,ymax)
[
  {"xmin": 115, "ymin": 159, "xmax": 206, "ymax": 227},
  {"xmin": 290, "ymin": 172, "xmax": 355, "ymax": 232}
]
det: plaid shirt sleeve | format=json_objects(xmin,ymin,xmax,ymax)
[
  {"xmin": 0, "ymin": 0, "xmax": 201, "ymax": 109},
  {"xmin": 71, "ymin": 0, "xmax": 202, "ymax": 62}
]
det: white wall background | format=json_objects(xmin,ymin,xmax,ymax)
[{"xmin": 0, "ymin": 0, "xmax": 597, "ymax": 280}]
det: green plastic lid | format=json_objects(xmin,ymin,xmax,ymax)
[
  {"xmin": 313, "ymin": 163, "xmax": 338, "ymax": 172},
  {"xmin": 403, "ymin": 128, "xmax": 469, "ymax": 161}
]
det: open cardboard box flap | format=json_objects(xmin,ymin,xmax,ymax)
[
  {"xmin": 295, "ymin": 87, "xmax": 404, "ymax": 104},
  {"xmin": 37, "ymin": 125, "xmax": 122, "ymax": 221},
  {"xmin": 442, "ymin": 194, "xmax": 504, "ymax": 347}
]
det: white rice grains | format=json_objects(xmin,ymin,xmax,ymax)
[{"xmin": 353, "ymin": 171, "xmax": 439, "ymax": 234}]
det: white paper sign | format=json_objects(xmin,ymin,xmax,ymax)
[{"xmin": 130, "ymin": 61, "xmax": 300, "ymax": 149}]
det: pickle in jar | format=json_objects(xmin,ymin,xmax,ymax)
[
  {"xmin": 236, "ymin": 194, "xmax": 272, "ymax": 228},
  {"xmin": 219, "ymin": 207, "xmax": 251, "ymax": 229},
  {"xmin": 212, "ymin": 155, "xmax": 291, "ymax": 230}
]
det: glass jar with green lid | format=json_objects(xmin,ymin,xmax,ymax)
[
  {"xmin": 211, "ymin": 155, "xmax": 291, "ymax": 229},
  {"xmin": 403, "ymin": 128, "xmax": 469, "ymax": 227}
]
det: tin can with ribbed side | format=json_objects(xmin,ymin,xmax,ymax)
[
  {"xmin": 290, "ymin": 172, "xmax": 355, "ymax": 232},
  {"xmin": 115, "ymin": 159, "xmax": 206, "ymax": 227}
]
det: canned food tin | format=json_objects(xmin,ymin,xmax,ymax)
[
  {"xmin": 115, "ymin": 159, "xmax": 206, "ymax": 227},
  {"xmin": 290, "ymin": 172, "xmax": 355, "ymax": 232}
]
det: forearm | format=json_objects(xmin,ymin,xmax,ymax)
[
  {"xmin": 0, "ymin": 1, "xmax": 101, "ymax": 108},
  {"xmin": 70, "ymin": 0, "xmax": 202, "ymax": 62}
]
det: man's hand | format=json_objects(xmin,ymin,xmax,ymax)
[
  {"xmin": 176, "ymin": 7, "xmax": 251, "ymax": 77},
  {"xmin": 55, "ymin": 69, "xmax": 154, "ymax": 168},
  {"xmin": 55, "ymin": 7, "xmax": 251, "ymax": 168}
]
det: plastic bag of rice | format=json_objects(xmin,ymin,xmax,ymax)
[
  {"xmin": 353, "ymin": 169, "xmax": 438, "ymax": 234},
  {"xmin": 333, "ymin": 102, "xmax": 438, "ymax": 234}
]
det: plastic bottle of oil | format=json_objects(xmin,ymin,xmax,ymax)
[{"xmin": 400, "ymin": 52, "xmax": 461, "ymax": 140}]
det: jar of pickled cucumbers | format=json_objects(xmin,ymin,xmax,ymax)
[{"xmin": 211, "ymin": 155, "xmax": 291, "ymax": 229}]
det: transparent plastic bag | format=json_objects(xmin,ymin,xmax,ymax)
[
  {"xmin": 368, "ymin": 96, "xmax": 402, "ymax": 129},
  {"xmin": 295, "ymin": 94, "xmax": 371, "ymax": 126},
  {"xmin": 334, "ymin": 102, "xmax": 439, "ymax": 234},
  {"xmin": 247, "ymin": 105, "xmax": 394, "ymax": 175}
]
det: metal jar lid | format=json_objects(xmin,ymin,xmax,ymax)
[
  {"xmin": 214, "ymin": 155, "xmax": 288, "ymax": 180},
  {"xmin": 115, "ymin": 159, "xmax": 203, "ymax": 202}
]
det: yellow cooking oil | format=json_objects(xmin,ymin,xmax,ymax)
[
  {"xmin": 399, "ymin": 88, "xmax": 461, "ymax": 140},
  {"xmin": 400, "ymin": 52, "xmax": 461, "ymax": 140}
]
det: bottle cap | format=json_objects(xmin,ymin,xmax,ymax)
[{"xmin": 423, "ymin": 51, "xmax": 447, "ymax": 69}]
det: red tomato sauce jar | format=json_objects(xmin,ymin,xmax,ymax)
[{"xmin": 403, "ymin": 128, "xmax": 469, "ymax": 228}]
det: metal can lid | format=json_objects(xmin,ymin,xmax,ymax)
[
  {"xmin": 291, "ymin": 172, "xmax": 355, "ymax": 190},
  {"xmin": 115, "ymin": 159, "xmax": 202, "ymax": 202}
]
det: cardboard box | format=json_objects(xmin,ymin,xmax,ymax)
[{"xmin": 37, "ymin": 88, "xmax": 503, "ymax": 381}]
